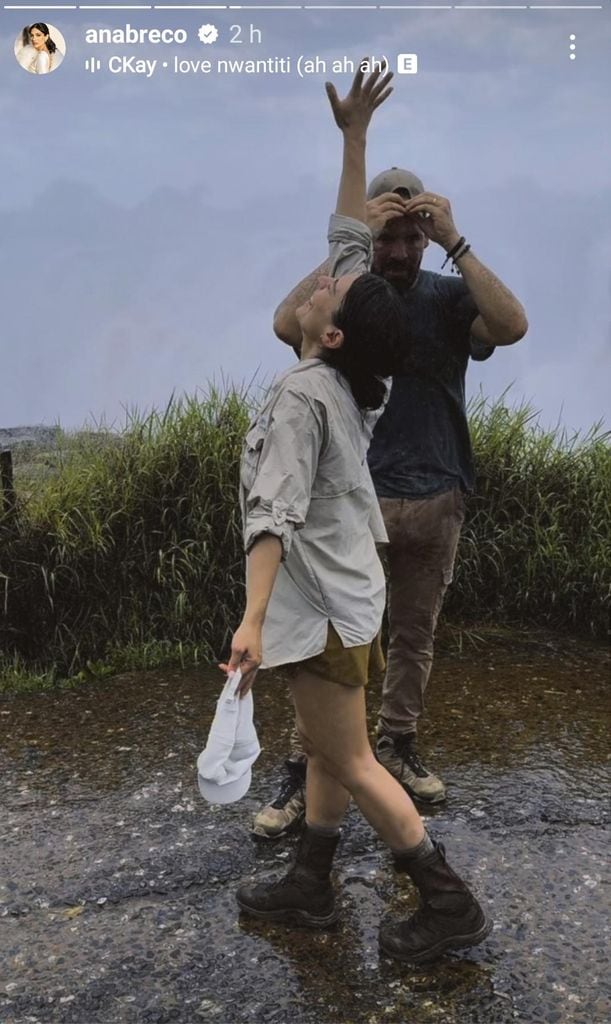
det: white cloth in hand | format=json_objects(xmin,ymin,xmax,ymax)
[{"xmin": 197, "ymin": 670, "xmax": 261, "ymax": 804}]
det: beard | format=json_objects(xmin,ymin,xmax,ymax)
[{"xmin": 378, "ymin": 264, "xmax": 420, "ymax": 294}]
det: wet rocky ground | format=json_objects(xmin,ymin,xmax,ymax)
[{"xmin": 1, "ymin": 631, "xmax": 609, "ymax": 1024}]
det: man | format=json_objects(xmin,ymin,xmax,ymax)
[{"xmin": 253, "ymin": 167, "xmax": 527, "ymax": 838}]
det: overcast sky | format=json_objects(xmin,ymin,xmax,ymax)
[{"xmin": 1, "ymin": 3, "xmax": 609, "ymax": 435}]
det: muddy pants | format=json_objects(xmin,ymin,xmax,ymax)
[
  {"xmin": 376, "ymin": 488, "xmax": 465, "ymax": 738},
  {"xmin": 288, "ymin": 486, "xmax": 465, "ymax": 755}
]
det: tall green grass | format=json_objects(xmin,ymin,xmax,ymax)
[
  {"xmin": 0, "ymin": 387, "xmax": 252, "ymax": 687},
  {"xmin": 449, "ymin": 395, "xmax": 610, "ymax": 638},
  {"xmin": 0, "ymin": 387, "xmax": 608, "ymax": 689}
]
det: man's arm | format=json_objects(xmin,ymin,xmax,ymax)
[
  {"xmin": 449, "ymin": 249, "xmax": 528, "ymax": 347},
  {"xmin": 274, "ymin": 191, "xmax": 405, "ymax": 351},
  {"xmin": 273, "ymin": 258, "xmax": 331, "ymax": 353},
  {"xmin": 404, "ymin": 191, "xmax": 528, "ymax": 347}
]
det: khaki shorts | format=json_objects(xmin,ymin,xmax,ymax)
[{"xmin": 287, "ymin": 623, "xmax": 385, "ymax": 689}]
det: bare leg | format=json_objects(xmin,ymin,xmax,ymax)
[
  {"xmin": 290, "ymin": 671, "xmax": 425, "ymax": 850},
  {"xmin": 240, "ymin": 669, "xmax": 489, "ymax": 958}
]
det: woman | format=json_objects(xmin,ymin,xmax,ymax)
[
  {"xmin": 25, "ymin": 23, "xmax": 62, "ymax": 75},
  {"xmin": 224, "ymin": 68, "xmax": 491, "ymax": 964}
]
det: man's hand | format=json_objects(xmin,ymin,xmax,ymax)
[
  {"xmin": 325, "ymin": 64, "xmax": 393, "ymax": 138},
  {"xmin": 219, "ymin": 620, "xmax": 262, "ymax": 697},
  {"xmin": 366, "ymin": 191, "xmax": 407, "ymax": 237},
  {"xmin": 403, "ymin": 192, "xmax": 461, "ymax": 251}
]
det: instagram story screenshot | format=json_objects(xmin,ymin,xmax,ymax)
[{"xmin": 0, "ymin": 3, "xmax": 609, "ymax": 1024}]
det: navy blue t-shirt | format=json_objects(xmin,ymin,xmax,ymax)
[{"xmin": 368, "ymin": 270, "xmax": 494, "ymax": 499}]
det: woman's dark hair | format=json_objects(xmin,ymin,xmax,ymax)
[
  {"xmin": 29, "ymin": 23, "xmax": 57, "ymax": 53},
  {"xmin": 322, "ymin": 273, "xmax": 405, "ymax": 411}
]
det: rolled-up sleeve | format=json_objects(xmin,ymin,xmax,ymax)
[
  {"xmin": 243, "ymin": 389, "xmax": 326, "ymax": 561},
  {"xmin": 328, "ymin": 213, "xmax": 373, "ymax": 278}
]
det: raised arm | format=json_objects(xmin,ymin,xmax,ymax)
[
  {"xmin": 325, "ymin": 65, "xmax": 393, "ymax": 223},
  {"xmin": 273, "ymin": 66, "xmax": 393, "ymax": 353},
  {"xmin": 273, "ymin": 196, "xmax": 405, "ymax": 352},
  {"xmin": 402, "ymin": 191, "xmax": 528, "ymax": 346},
  {"xmin": 274, "ymin": 68, "xmax": 393, "ymax": 354}
]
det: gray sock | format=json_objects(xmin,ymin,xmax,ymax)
[
  {"xmin": 391, "ymin": 831, "xmax": 435, "ymax": 860},
  {"xmin": 306, "ymin": 820, "xmax": 341, "ymax": 838}
]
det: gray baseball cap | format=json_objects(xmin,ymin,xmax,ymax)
[{"xmin": 367, "ymin": 167, "xmax": 424, "ymax": 200}]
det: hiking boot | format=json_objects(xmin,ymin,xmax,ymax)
[
  {"xmin": 251, "ymin": 757, "xmax": 307, "ymax": 839},
  {"xmin": 375, "ymin": 732, "xmax": 446, "ymax": 804},
  {"xmin": 379, "ymin": 840, "xmax": 492, "ymax": 963},
  {"xmin": 237, "ymin": 826, "xmax": 340, "ymax": 928}
]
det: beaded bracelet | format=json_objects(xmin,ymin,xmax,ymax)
[
  {"xmin": 441, "ymin": 236, "xmax": 466, "ymax": 269},
  {"xmin": 451, "ymin": 243, "xmax": 472, "ymax": 274}
]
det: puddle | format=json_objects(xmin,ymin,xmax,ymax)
[{"xmin": 0, "ymin": 633, "xmax": 608, "ymax": 1023}]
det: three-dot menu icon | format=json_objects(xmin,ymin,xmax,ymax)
[{"xmin": 569, "ymin": 34, "xmax": 576, "ymax": 61}]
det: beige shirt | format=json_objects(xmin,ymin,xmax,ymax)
[{"xmin": 240, "ymin": 215, "xmax": 386, "ymax": 668}]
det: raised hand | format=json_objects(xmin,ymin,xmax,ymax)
[
  {"xmin": 402, "ymin": 192, "xmax": 461, "ymax": 251},
  {"xmin": 366, "ymin": 192, "xmax": 407, "ymax": 237},
  {"xmin": 325, "ymin": 63, "xmax": 393, "ymax": 137}
]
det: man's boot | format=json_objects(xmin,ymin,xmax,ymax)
[
  {"xmin": 251, "ymin": 756, "xmax": 307, "ymax": 839},
  {"xmin": 375, "ymin": 732, "xmax": 446, "ymax": 804},
  {"xmin": 379, "ymin": 840, "xmax": 492, "ymax": 963},
  {"xmin": 237, "ymin": 825, "xmax": 340, "ymax": 928}
]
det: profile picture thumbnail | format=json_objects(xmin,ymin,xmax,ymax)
[{"xmin": 15, "ymin": 23, "xmax": 66, "ymax": 75}]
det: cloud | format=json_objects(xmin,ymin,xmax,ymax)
[
  {"xmin": 0, "ymin": 8, "xmax": 608, "ymax": 431},
  {"xmin": 0, "ymin": 177, "xmax": 608, "ymax": 432}
]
